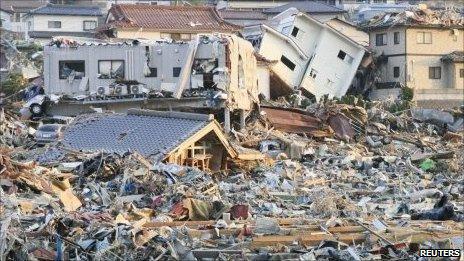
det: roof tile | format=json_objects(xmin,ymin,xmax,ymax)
[{"xmin": 106, "ymin": 4, "xmax": 240, "ymax": 33}]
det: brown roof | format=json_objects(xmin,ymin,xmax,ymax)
[{"xmin": 105, "ymin": 4, "xmax": 240, "ymax": 33}]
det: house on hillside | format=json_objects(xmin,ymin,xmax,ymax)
[
  {"xmin": 100, "ymin": 4, "xmax": 240, "ymax": 40},
  {"xmin": 363, "ymin": 8, "xmax": 464, "ymax": 103},
  {"xmin": 23, "ymin": 4, "xmax": 102, "ymax": 42},
  {"xmin": 258, "ymin": 10, "xmax": 366, "ymax": 100}
]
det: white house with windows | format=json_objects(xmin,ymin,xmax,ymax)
[
  {"xmin": 258, "ymin": 8, "xmax": 366, "ymax": 100},
  {"xmin": 364, "ymin": 10, "xmax": 464, "ymax": 103},
  {"xmin": 23, "ymin": 4, "xmax": 102, "ymax": 43}
]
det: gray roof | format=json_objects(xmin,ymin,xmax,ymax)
[
  {"xmin": 28, "ymin": 31, "xmax": 96, "ymax": 39},
  {"xmin": 62, "ymin": 110, "xmax": 212, "ymax": 159},
  {"xmin": 264, "ymin": 1, "xmax": 346, "ymax": 14},
  {"xmin": 28, "ymin": 4, "xmax": 102, "ymax": 16}
]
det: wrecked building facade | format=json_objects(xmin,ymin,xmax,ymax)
[
  {"xmin": 34, "ymin": 35, "xmax": 264, "ymax": 131},
  {"xmin": 258, "ymin": 9, "xmax": 366, "ymax": 100}
]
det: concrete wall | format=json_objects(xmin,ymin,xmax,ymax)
[
  {"xmin": 405, "ymin": 27, "xmax": 463, "ymax": 55},
  {"xmin": 26, "ymin": 14, "xmax": 99, "ymax": 32},
  {"xmin": 377, "ymin": 55, "xmax": 407, "ymax": 85},
  {"xmin": 44, "ymin": 43, "xmax": 190, "ymax": 95},
  {"xmin": 451, "ymin": 63, "xmax": 464, "ymax": 89},
  {"xmin": 368, "ymin": 27, "xmax": 406, "ymax": 55},
  {"xmin": 116, "ymin": 29, "xmax": 162, "ymax": 40}
]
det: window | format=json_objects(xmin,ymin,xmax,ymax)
[
  {"xmin": 173, "ymin": 67, "xmax": 181, "ymax": 77},
  {"xmin": 394, "ymin": 32, "xmax": 400, "ymax": 44},
  {"xmin": 83, "ymin": 20, "xmax": 97, "ymax": 31},
  {"xmin": 160, "ymin": 33, "xmax": 171, "ymax": 39},
  {"xmin": 309, "ymin": 68, "xmax": 317, "ymax": 79},
  {"xmin": 280, "ymin": 55, "xmax": 295, "ymax": 71},
  {"xmin": 28, "ymin": 21, "xmax": 32, "ymax": 30},
  {"xmin": 59, "ymin": 61, "xmax": 85, "ymax": 79},
  {"xmin": 337, "ymin": 50, "xmax": 354, "ymax": 64},
  {"xmin": 48, "ymin": 21, "xmax": 61, "ymax": 28},
  {"xmin": 429, "ymin": 67, "xmax": 441, "ymax": 79},
  {"xmin": 417, "ymin": 32, "xmax": 432, "ymax": 44},
  {"xmin": 98, "ymin": 60, "xmax": 124, "ymax": 79},
  {"xmin": 14, "ymin": 13, "xmax": 20, "ymax": 22},
  {"xmin": 460, "ymin": 69, "xmax": 464, "ymax": 78},
  {"xmin": 291, "ymin": 26, "xmax": 299, "ymax": 37},
  {"xmin": 393, "ymin": 66, "xmax": 400, "ymax": 78},
  {"xmin": 147, "ymin": 67, "xmax": 157, "ymax": 77},
  {"xmin": 180, "ymin": 34, "xmax": 191, "ymax": 40},
  {"xmin": 375, "ymin": 33, "xmax": 387, "ymax": 46}
]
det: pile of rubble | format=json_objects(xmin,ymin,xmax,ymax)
[
  {"xmin": 362, "ymin": 6, "xmax": 464, "ymax": 28},
  {"xmin": 1, "ymin": 100, "xmax": 463, "ymax": 260}
]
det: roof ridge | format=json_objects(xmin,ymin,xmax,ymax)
[
  {"xmin": 127, "ymin": 109, "xmax": 213, "ymax": 122},
  {"xmin": 116, "ymin": 4, "xmax": 214, "ymax": 10}
]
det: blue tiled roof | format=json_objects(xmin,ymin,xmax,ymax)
[
  {"xmin": 62, "ymin": 111, "xmax": 210, "ymax": 159},
  {"xmin": 29, "ymin": 4, "xmax": 102, "ymax": 16}
]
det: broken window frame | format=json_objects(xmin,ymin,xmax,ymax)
[
  {"xmin": 280, "ymin": 55, "xmax": 296, "ymax": 71},
  {"xmin": 428, "ymin": 66, "xmax": 441, "ymax": 79},
  {"xmin": 375, "ymin": 33, "xmax": 387, "ymax": 46},
  {"xmin": 98, "ymin": 60, "xmax": 125, "ymax": 79},
  {"xmin": 83, "ymin": 20, "xmax": 97, "ymax": 31},
  {"xmin": 393, "ymin": 66, "xmax": 400, "ymax": 78},
  {"xmin": 146, "ymin": 67, "xmax": 158, "ymax": 78},
  {"xmin": 417, "ymin": 32, "xmax": 432, "ymax": 44},
  {"xmin": 59, "ymin": 60, "xmax": 85, "ymax": 80},
  {"xmin": 48, "ymin": 20, "xmax": 62, "ymax": 29},
  {"xmin": 173, "ymin": 67, "xmax": 181, "ymax": 77},
  {"xmin": 394, "ymin": 32, "xmax": 400, "ymax": 44},
  {"xmin": 337, "ymin": 50, "xmax": 353, "ymax": 64},
  {"xmin": 291, "ymin": 26, "xmax": 300, "ymax": 37}
]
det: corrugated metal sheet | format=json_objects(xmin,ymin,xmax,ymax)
[{"xmin": 262, "ymin": 107, "xmax": 323, "ymax": 135}]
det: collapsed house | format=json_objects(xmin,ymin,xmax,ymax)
[
  {"xmin": 258, "ymin": 8, "xmax": 369, "ymax": 100},
  {"xmin": 27, "ymin": 34, "xmax": 265, "ymax": 131},
  {"xmin": 62, "ymin": 109, "xmax": 237, "ymax": 171}
]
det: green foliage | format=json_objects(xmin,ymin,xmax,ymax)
[
  {"xmin": 401, "ymin": 86, "xmax": 414, "ymax": 101},
  {"xmin": 1, "ymin": 73, "xmax": 27, "ymax": 95}
]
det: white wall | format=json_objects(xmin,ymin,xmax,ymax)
[
  {"xmin": 257, "ymin": 65, "xmax": 270, "ymax": 99},
  {"xmin": 26, "ymin": 14, "xmax": 98, "ymax": 32},
  {"xmin": 0, "ymin": 11, "xmax": 12, "ymax": 31},
  {"xmin": 301, "ymin": 28, "xmax": 365, "ymax": 99},
  {"xmin": 259, "ymin": 13, "xmax": 365, "ymax": 100},
  {"xmin": 259, "ymin": 31, "xmax": 308, "ymax": 88}
]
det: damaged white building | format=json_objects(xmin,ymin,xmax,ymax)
[
  {"xmin": 258, "ymin": 9, "xmax": 367, "ymax": 100},
  {"xmin": 33, "ymin": 35, "xmax": 265, "ymax": 130}
]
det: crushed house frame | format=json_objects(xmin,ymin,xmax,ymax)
[{"xmin": 62, "ymin": 109, "xmax": 237, "ymax": 171}]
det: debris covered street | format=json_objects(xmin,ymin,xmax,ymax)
[{"xmin": 0, "ymin": 1, "xmax": 463, "ymax": 260}]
